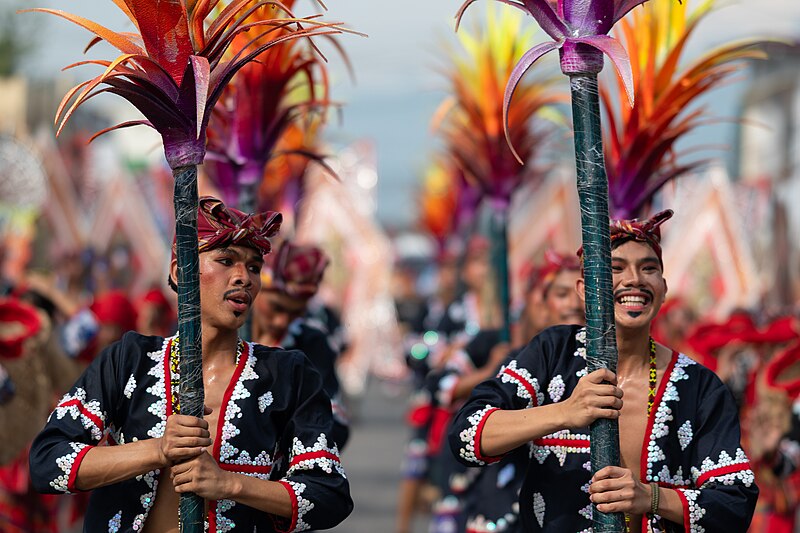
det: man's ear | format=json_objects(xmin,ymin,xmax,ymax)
[
  {"xmin": 663, "ymin": 277, "xmax": 668, "ymax": 297},
  {"xmin": 575, "ymin": 277, "xmax": 586, "ymax": 303},
  {"xmin": 169, "ymin": 258, "xmax": 178, "ymax": 289}
]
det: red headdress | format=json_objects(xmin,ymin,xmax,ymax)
[
  {"xmin": 91, "ymin": 290, "xmax": 138, "ymax": 334},
  {"xmin": 0, "ymin": 298, "xmax": 42, "ymax": 360},
  {"xmin": 577, "ymin": 209, "xmax": 674, "ymax": 267},
  {"xmin": 264, "ymin": 241, "xmax": 329, "ymax": 299},
  {"xmin": 196, "ymin": 197, "xmax": 282, "ymax": 256},
  {"xmin": 763, "ymin": 340, "xmax": 800, "ymax": 399},
  {"xmin": 172, "ymin": 197, "xmax": 282, "ymax": 259},
  {"xmin": 526, "ymin": 249, "xmax": 581, "ymax": 294}
]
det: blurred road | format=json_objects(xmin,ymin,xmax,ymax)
[{"xmin": 331, "ymin": 380, "xmax": 428, "ymax": 533}]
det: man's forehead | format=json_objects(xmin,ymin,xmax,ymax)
[
  {"xmin": 206, "ymin": 245, "xmax": 264, "ymax": 261},
  {"xmin": 611, "ymin": 240, "xmax": 659, "ymax": 262}
]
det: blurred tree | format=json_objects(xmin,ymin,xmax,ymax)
[{"xmin": 0, "ymin": 2, "xmax": 36, "ymax": 76}]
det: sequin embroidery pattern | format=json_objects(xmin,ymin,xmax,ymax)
[
  {"xmin": 533, "ymin": 492, "xmax": 545, "ymax": 527},
  {"xmin": 124, "ymin": 375, "xmax": 137, "ymax": 399},
  {"xmin": 53, "ymin": 388, "xmax": 105, "ymax": 442},
  {"xmin": 457, "ymin": 404, "xmax": 500, "ymax": 465},
  {"xmin": 288, "ymin": 434, "xmax": 345, "ymax": 477},
  {"xmin": 498, "ymin": 360, "xmax": 544, "ymax": 408}
]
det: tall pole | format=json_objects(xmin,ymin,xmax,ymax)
[
  {"xmin": 173, "ymin": 165, "xmax": 205, "ymax": 533},
  {"xmin": 569, "ymin": 73, "xmax": 623, "ymax": 533},
  {"xmin": 489, "ymin": 206, "xmax": 511, "ymax": 343}
]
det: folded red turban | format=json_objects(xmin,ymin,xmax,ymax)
[
  {"xmin": 264, "ymin": 241, "xmax": 329, "ymax": 299},
  {"xmin": 578, "ymin": 209, "xmax": 674, "ymax": 267}
]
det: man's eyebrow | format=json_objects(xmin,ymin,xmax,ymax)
[{"xmin": 638, "ymin": 256, "xmax": 661, "ymax": 265}]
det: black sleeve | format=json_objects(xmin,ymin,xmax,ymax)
[
  {"xmin": 271, "ymin": 353, "xmax": 353, "ymax": 532},
  {"xmin": 29, "ymin": 333, "xmax": 131, "ymax": 494}
]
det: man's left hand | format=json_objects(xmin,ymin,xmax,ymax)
[
  {"xmin": 589, "ymin": 466, "xmax": 650, "ymax": 515},
  {"xmin": 171, "ymin": 450, "xmax": 234, "ymax": 500}
]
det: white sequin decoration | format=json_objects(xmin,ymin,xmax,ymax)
[
  {"xmin": 498, "ymin": 360, "xmax": 544, "ymax": 408},
  {"xmin": 678, "ymin": 420, "xmax": 694, "ymax": 451},
  {"xmin": 124, "ymin": 375, "xmax": 137, "ymax": 399},
  {"xmin": 548, "ymin": 375, "xmax": 565, "ymax": 403},
  {"xmin": 258, "ymin": 391, "xmax": 273, "ymax": 413},
  {"xmin": 457, "ymin": 404, "xmax": 497, "ymax": 465},
  {"xmin": 533, "ymin": 492, "xmax": 546, "ymax": 527}
]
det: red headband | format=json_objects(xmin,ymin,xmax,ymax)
[
  {"xmin": 578, "ymin": 209, "xmax": 674, "ymax": 266},
  {"xmin": 172, "ymin": 196, "xmax": 282, "ymax": 259},
  {"xmin": 264, "ymin": 241, "xmax": 329, "ymax": 299},
  {"xmin": 527, "ymin": 249, "xmax": 581, "ymax": 294}
]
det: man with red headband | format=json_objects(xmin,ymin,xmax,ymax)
[
  {"xmin": 29, "ymin": 197, "xmax": 352, "ymax": 533},
  {"xmin": 252, "ymin": 240, "xmax": 350, "ymax": 449},
  {"xmin": 449, "ymin": 209, "xmax": 758, "ymax": 532}
]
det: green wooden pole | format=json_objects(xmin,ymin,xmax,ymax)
[
  {"xmin": 489, "ymin": 206, "xmax": 511, "ymax": 343},
  {"xmin": 569, "ymin": 74, "xmax": 624, "ymax": 533},
  {"xmin": 237, "ymin": 182, "xmax": 258, "ymax": 341},
  {"xmin": 173, "ymin": 165, "xmax": 205, "ymax": 533}
]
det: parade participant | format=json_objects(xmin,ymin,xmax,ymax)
[
  {"xmin": 514, "ymin": 249, "xmax": 584, "ymax": 347},
  {"xmin": 29, "ymin": 197, "xmax": 353, "ymax": 533},
  {"xmin": 253, "ymin": 239, "xmax": 350, "ymax": 449},
  {"xmin": 398, "ymin": 235, "xmax": 500, "ymax": 533},
  {"xmin": 0, "ymin": 297, "xmax": 64, "ymax": 533},
  {"xmin": 448, "ymin": 209, "xmax": 758, "ymax": 532},
  {"xmin": 395, "ymin": 248, "xmax": 460, "ymax": 533},
  {"xmin": 137, "ymin": 287, "xmax": 177, "ymax": 338},
  {"xmin": 463, "ymin": 250, "xmax": 586, "ymax": 533}
]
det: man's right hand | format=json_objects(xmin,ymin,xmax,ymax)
[
  {"xmin": 158, "ymin": 409, "xmax": 213, "ymax": 466},
  {"xmin": 558, "ymin": 369, "xmax": 623, "ymax": 429}
]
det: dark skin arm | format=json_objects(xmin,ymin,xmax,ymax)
[
  {"xmin": 170, "ymin": 451, "xmax": 292, "ymax": 516},
  {"xmin": 74, "ymin": 410, "xmax": 212, "ymax": 491},
  {"xmin": 480, "ymin": 368, "xmax": 623, "ymax": 457},
  {"xmin": 589, "ymin": 466, "xmax": 684, "ymax": 524}
]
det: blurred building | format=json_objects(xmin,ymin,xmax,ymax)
[{"xmin": 736, "ymin": 43, "xmax": 800, "ymax": 310}]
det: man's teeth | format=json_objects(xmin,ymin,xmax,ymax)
[{"xmin": 619, "ymin": 295, "xmax": 646, "ymax": 305}]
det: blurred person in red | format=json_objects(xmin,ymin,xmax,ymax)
[
  {"xmin": 136, "ymin": 287, "xmax": 176, "ymax": 338},
  {"xmin": 0, "ymin": 298, "xmax": 61, "ymax": 533}
]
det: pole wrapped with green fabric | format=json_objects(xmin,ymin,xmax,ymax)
[{"xmin": 569, "ymin": 73, "xmax": 622, "ymax": 533}]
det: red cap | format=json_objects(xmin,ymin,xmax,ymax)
[{"xmin": 0, "ymin": 298, "xmax": 42, "ymax": 360}]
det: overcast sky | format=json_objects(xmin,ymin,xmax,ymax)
[{"xmin": 17, "ymin": 0, "xmax": 800, "ymax": 227}]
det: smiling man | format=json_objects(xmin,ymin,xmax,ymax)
[
  {"xmin": 448, "ymin": 209, "xmax": 758, "ymax": 532},
  {"xmin": 29, "ymin": 197, "xmax": 353, "ymax": 533}
]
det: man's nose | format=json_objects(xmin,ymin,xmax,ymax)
[
  {"xmin": 622, "ymin": 267, "xmax": 643, "ymax": 286},
  {"xmin": 232, "ymin": 263, "xmax": 252, "ymax": 286}
]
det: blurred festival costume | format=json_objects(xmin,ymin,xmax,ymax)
[
  {"xmin": 0, "ymin": 298, "xmax": 60, "ymax": 533},
  {"xmin": 29, "ymin": 197, "xmax": 352, "ymax": 532},
  {"xmin": 448, "ymin": 211, "xmax": 758, "ymax": 532},
  {"xmin": 254, "ymin": 240, "xmax": 350, "ymax": 449},
  {"xmin": 463, "ymin": 250, "xmax": 585, "ymax": 533}
]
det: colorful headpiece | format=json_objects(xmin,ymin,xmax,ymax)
[
  {"xmin": 527, "ymin": 249, "xmax": 581, "ymax": 294},
  {"xmin": 196, "ymin": 196, "xmax": 282, "ymax": 256},
  {"xmin": 263, "ymin": 241, "xmax": 329, "ymax": 299},
  {"xmin": 578, "ymin": 209, "xmax": 674, "ymax": 267}
]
